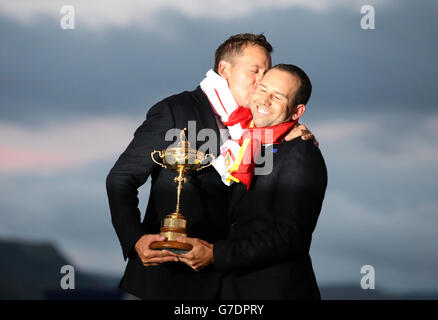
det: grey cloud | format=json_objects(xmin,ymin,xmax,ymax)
[
  {"xmin": 312, "ymin": 190, "xmax": 438, "ymax": 292},
  {"xmin": 0, "ymin": 0, "xmax": 437, "ymax": 126}
]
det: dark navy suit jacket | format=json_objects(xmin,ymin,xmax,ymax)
[
  {"xmin": 106, "ymin": 87, "xmax": 230, "ymax": 299},
  {"xmin": 214, "ymin": 139, "xmax": 327, "ymax": 299}
]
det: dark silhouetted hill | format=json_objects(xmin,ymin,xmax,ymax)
[
  {"xmin": 320, "ymin": 284, "xmax": 438, "ymax": 300},
  {"xmin": 1, "ymin": 238, "xmax": 437, "ymax": 300},
  {"xmin": 0, "ymin": 238, "xmax": 122, "ymax": 299}
]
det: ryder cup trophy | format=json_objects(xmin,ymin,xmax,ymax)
[{"xmin": 149, "ymin": 128, "xmax": 215, "ymax": 254}]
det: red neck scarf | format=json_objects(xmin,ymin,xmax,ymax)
[{"xmin": 223, "ymin": 106, "xmax": 297, "ymax": 190}]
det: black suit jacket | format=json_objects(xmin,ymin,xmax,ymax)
[
  {"xmin": 106, "ymin": 87, "xmax": 230, "ymax": 299},
  {"xmin": 213, "ymin": 139, "xmax": 327, "ymax": 299}
]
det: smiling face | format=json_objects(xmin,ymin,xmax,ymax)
[
  {"xmin": 250, "ymin": 68, "xmax": 302, "ymax": 128},
  {"xmin": 218, "ymin": 44, "xmax": 271, "ymax": 107}
]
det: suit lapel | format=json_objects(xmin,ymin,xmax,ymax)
[
  {"xmin": 227, "ymin": 182, "xmax": 247, "ymax": 217},
  {"xmin": 192, "ymin": 86, "xmax": 221, "ymax": 157},
  {"xmin": 227, "ymin": 144, "xmax": 281, "ymax": 216}
]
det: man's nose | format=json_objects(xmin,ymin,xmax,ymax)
[
  {"xmin": 261, "ymin": 93, "xmax": 272, "ymax": 106},
  {"xmin": 255, "ymin": 71, "xmax": 264, "ymax": 84}
]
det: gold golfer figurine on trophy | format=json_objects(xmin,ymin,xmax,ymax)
[{"xmin": 149, "ymin": 128, "xmax": 214, "ymax": 254}]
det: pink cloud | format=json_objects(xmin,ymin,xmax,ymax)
[
  {"xmin": 0, "ymin": 146, "xmax": 79, "ymax": 173},
  {"xmin": 0, "ymin": 117, "xmax": 139, "ymax": 174}
]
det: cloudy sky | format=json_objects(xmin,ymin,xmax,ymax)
[{"xmin": 1, "ymin": 0, "xmax": 437, "ymax": 295}]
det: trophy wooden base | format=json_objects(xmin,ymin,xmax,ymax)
[{"xmin": 150, "ymin": 240, "xmax": 193, "ymax": 254}]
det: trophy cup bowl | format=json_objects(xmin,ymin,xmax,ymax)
[{"xmin": 149, "ymin": 129, "xmax": 214, "ymax": 254}]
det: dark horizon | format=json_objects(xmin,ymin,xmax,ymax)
[{"xmin": 1, "ymin": 237, "xmax": 437, "ymax": 300}]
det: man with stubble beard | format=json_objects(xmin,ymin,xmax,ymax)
[{"xmin": 176, "ymin": 64, "xmax": 327, "ymax": 299}]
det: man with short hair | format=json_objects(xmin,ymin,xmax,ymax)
[
  {"xmin": 175, "ymin": 64, "xmax": 327, "ymax": 299},
  {"xmin": 106, "ymin": 34, "xmax": 316, "ymax": 299}
]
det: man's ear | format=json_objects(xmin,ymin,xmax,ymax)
[
  {"xmin": 291, "ymin": 104, "xmax": 306, "ymax": 121},
  {"xmin": 218, "ymin": 60, "xmax": 232, "ymax": 80}
]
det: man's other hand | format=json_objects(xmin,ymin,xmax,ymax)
[
  {"xmin": 175, "ymin": 237, "xmax": 214, "ymax": 272},
  {"xmin": 135, "ymin": 234, "xmax": 179, "ymax": 267},
  {"xmin": 284, "ymin": 122, "xmax": 319, "ymax": 147}
]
